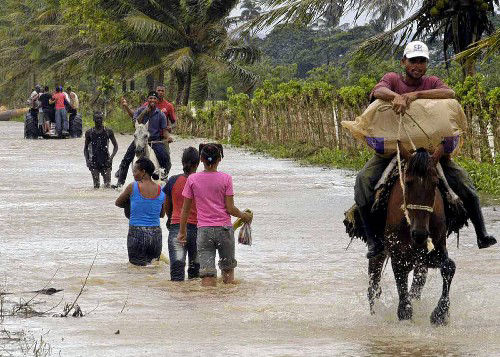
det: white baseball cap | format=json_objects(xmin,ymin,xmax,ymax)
[{"xmin": 403, "ymin": 41, "xmax": 429, "ymax": 59}]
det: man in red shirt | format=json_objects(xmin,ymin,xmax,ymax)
[
  {"xmin": 116, "ymin": 84, "xmax": 175, "ymax": 184},
  {"xmin": 121, "ymin": 84, "xmax": 176, "ymax": 130},
  {"xmin": 355, "ymin": 41, "xmax": 496, "ymax": 259},
  {"xmin": 49, "ymin": 86, "xmax": 70, "ymax": 137}
]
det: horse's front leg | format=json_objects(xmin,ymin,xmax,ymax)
[
  {"xmin": 409, "ymin": 264, "xmax": 428, "ymax": 301},
  {"xmin": 368, "ymin": 253, "xmax": 386, "ymax": 315},
  {"xmin": 392, "ymin": 258, "xmax": 412, "ymax": 320},
  {"xmin": 430, "ymin": 255, "xmax": 455, "ymax": 326}
]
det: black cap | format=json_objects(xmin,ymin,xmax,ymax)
[
  {"xmin": 148, "ymin": 91, "xmax": 159, "ymax": 99},
  {"xmin": 93, "ymin": 111, "xmax": 104, "ymax": 119}
]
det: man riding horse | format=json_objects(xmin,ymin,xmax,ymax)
[
  {"xmin": 356, "ymin": 41, "xmax": 497, "ymax": 259},
  {"xmin": 113, "ymin": 91, "xmax": 172, "ymax": 188}
]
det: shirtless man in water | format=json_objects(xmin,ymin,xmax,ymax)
[{"xmin": 84, "ymin": 112, "xmax": 118, "ymax": 188}]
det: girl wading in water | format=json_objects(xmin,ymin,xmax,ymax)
[
  {"xmin": 177, "ymin": 143, "xmax": 252, "ymax": 286},
  {"xmin": 115, "ymin": 157, "xmax": 166, "ymax": 266},
  {"xmin": 163, "ymin": 147, "xmax": 201, "ymax": 281}
]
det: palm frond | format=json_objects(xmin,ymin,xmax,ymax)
[
  {"xmin": 246, "ymin": 0, "xmax": 361, "ymax": 32},
  {"xmin": 455, "ymin": 29, "xmax": 500, "ymax": 63},
  {"xmin": 222, "ymin": 45, "xmax": 260, "ymax": 64},
  {"xmin": 227, "ymin": 63, "xmax": 257, "ymax": 92},
  {"xmin": 196, "ymin": 53, "xmax": 228, "ymax": 74},
  {"xmin": 160, "ymin": 47, "xmax": 194, "ymax": 73},
  {"xmin": 125, "ymin": 11, "xmax": 183, "ymax": 41},
  {"xmin": 356, "ymin": 6, "xmax": 426, "ymax": 57},
  {"xmin": 205, "ymin": 0, "xmax": 239, "ymax": 23}
]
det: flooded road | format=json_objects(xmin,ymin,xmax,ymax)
[{"xmin": 0, "ymin": 121, "xmax": 499, "ymax": 356}]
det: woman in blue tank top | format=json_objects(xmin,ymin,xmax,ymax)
[{"xmin": 116, "ymin": 157, "xmax": 166, "ymax": 265}]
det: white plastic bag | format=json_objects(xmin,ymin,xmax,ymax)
[{"xmin": 238, "ymin": 222, "xmax": 252, "ymax": 246}]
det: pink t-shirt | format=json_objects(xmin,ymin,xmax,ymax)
[
  {"xmin": 52, "ymin": 92, "xmax": 66, "ymax": 110},
  {"xmin": 182, "ymin": 171, "xmax": 234, "ymax": 227},
  {"xmin": 371, "ymin": 72, "xmax": 450, "ymax": 98}
]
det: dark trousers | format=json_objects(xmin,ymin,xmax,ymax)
[
  {"xmin": 68, "ymin": 107, "xmax": 77, "ymax": 132},
  {"xmin": 118, "ymin": 141, "xmax": 171, "ymax": 184},
  {"xmin": 90, "ymin": 166, "xmax": 111, "ymax": 188},
  {"xmin": 68, "ymin": 107, "xmax": 77, "ymax": 120},
  {"xmin": 354, "ymin": 154, "xmax": 479, "ymax": 211},
  {"xmin": 127, "ymin": 226, "xmax": 162, "ymax": 266}
]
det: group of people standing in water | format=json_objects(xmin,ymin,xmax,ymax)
[
  {"xmin": 86, "ymin": 40, "xmax": 498, "ymax": 286},
  {"xmin": 83, "ymin": 87, "xmax": 252, "ymax": 285},
  {"xmin": 29, "ymin": 84, "xmax": 79, "ymax": 137},
  {"xmin": 114, "ymin": 143, "xmax": 252, "ymax": 286}
]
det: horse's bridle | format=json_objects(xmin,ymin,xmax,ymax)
[
  {"xmin": 405, "ymin": 203, "xmax": 434, "ymax": 213},
  {"xmin": 400, "ymin": 168, "xmax": 436, "ymax": 221}
]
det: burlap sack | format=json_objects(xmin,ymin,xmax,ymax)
[{"xmin": 341, "ymin": 99, "xmax": 467, "ymax": 157}]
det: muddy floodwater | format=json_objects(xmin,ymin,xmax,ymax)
[{"xmin": 0, "ymin": 121, "xmax": 499, "ymax": 356}]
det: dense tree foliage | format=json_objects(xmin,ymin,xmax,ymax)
[
  {"xmin": 251, "ymin": 0, "xmax": 498, "ymax": 74},
  {"xmin": 0, "ymin": 0, "xmax": 259, "ymax": 106},
  {"xmin": 0, "ymin": 0, "xmax": 497, "ymax": 108}
]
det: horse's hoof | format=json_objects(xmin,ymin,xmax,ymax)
[
  {"xmin": 398, "ymin": 302, "xmax": 413, "ymax": 321},
  {"xmin": 430, "ymin": 309, "xmax": 449, "ymax": 326},
  {"xmin": 430, "ymin": 299, "xmax": 450, "ymax": 326}
]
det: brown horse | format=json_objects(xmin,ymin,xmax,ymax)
[{"xmin": 368, "ymin": 142, "xmax": 455, "ymax": 325}]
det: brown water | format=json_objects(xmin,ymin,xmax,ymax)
[{"xmin": 0, "ymin": 121, "xmax": 499, "ymax": 356}]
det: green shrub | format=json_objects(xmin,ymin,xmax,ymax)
[{"xmin": 455, "ymin": 157, "xmax": 500, "ymax": 197}]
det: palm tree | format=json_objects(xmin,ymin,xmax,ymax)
[
  {"xmin": 247, "ymin": 0, "xmax": 364, "ymax": 31},
  {"xmin": 240, "ymin": 0, "xmax": 263, "ymax": 21},
  {"xmin": 0, "ymin": 0, "xmax": 95, "ymax": 103},
  {"xmin": 363, "ymin": 0, "xmax": 410, "ymax": 29},
  {"xmin": 360, "ymin": 0, "xmax": 498, "ymax": 75},
  {"xmin": 57, "ymin": 0, "xmax": 259, "ymax": 105},
  {"xmin": 250, "ymin": 0, "xmax": 497, "ymax": 74},
  {"xmin": 313, "ymin": 1, "xmax": 345, "ymax": 29}
]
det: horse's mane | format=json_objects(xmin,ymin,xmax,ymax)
[{"xmin": 407, "ymin": 148, "xmax": 434, "ymax": 178}]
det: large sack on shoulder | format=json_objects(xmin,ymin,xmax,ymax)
[{"xmin": 341, "ymin": 99, "xmax": 467, "ymax": 157}]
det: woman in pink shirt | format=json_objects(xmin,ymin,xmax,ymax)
[{"xmin": 177, "ymin": 143, "xmax": 252, "ymax": 287}]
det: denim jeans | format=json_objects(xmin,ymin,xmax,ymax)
[
  {"xmin": 54, "ymin": 108, "xmax": 68, "ymax": 135},
  {"xmin": 197, "ymin": 226, "xmax": 237, "ymax": 278},
  {"xmin": 168, "ymin": 223, "xmax": 199, "ymax": 281},
  {"xmin": 151, "ymin": 142, "xmax": 172, "ymax": 175}
]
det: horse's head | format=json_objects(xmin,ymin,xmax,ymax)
[
  {"xmin": 134, "ymin": 121, "xmax": 150, "ymax": 158},
  {"xmin": 399, "ymin": 141, "xmax": 444, "ymax": 246}
]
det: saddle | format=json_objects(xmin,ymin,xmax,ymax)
[{"xmin": 344, "ymin": 159, "xmax": 468, "ymax": 243}]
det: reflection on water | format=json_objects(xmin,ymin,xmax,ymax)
[{"xmin": 0, "ymin": 121, "xmax": 498, "ymax": 356}]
